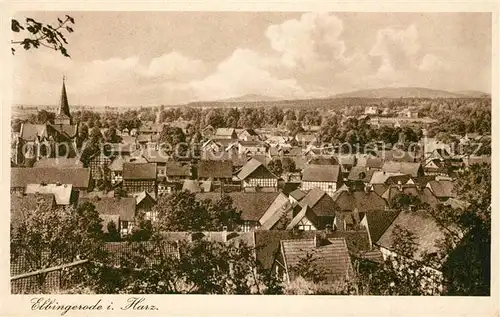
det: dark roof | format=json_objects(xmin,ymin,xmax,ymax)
[
  {"xmin": 165, "ymin": 162, "xmax": 191, "ymax": 177},
  {"xmin": 123, "ymin": 162, "xmax": 157, "ymax": 180},
  {"xmin": 333, "ymin": 191, "xmax": 387, "ymax": 213},
  {"xmin": 48, "ymin": 124, "xmax": 78, "ymax": 139},
  {"xmin": 376, "ymin": 209, "xmax": 446, "ymax": 262},
  {"xmin": 289, "ymin": 189, "xmax": 306, "ymax": 201},
  {"xmin": 195, "ymin": 192, "xmax": 280, "ymax": 222},
  {"xmin": 197, "ymin": 160, "xmax": 232, "ymax": 179},
  {"xmin": 308, "ymin": 156, "xmax": 338, "ymax": 165},
  {"xmin": 302, "ymin": 164, "xmax": 341, "ymax": 182},
  {"xmin": 32, "ymin": 158, "xmax": 84, "ymax": 169},
  {"xmin": 347, "ymin": 167, "xmax": 374, "ymax": 182},
  {"xmin": 286, "ymin": 205, "xmax": 319, "ymax": 230},
  {"xmin": 103, "ymin": 241, "xmax": 179, "ymax": 268},
  {"xmin": 379, "ymin": 150, "xmax": 417, "ymax": 163},
  {"xmin": 381, "ymin": 185, "xmax": 439, "ymax": 208},
  {"xmin": 237, "ymin": 158, "xmax": 277, "ymax": 180},
  {"xmin": 11, "ymin": 167, "xmax": 91, "ymax": 188},
  {"xmin": 240, "ymin": 129, "xmax": 258, "ymax": 136},
  {"xmin": 253, "ymin": 230, "xmax": 371, "ymax": 270},
  {"xmin": 80, "ymin": 197, "xmax": 136, "ymax": 222},
  {"xmin": 364, "ymin": 209, "xmax": 400, "ymax": 243},
  {"xmin": 371, "ymin": 184, "xmax": 388, "ymax": 196},
  {"xmin": 19, "ymin": 123, "xmax": 47, "ymax": 141},
  {"xmin": 427, "ymin": 180, "xmax": 456, "ymax": 198},
  {"xmin": 356, "ymin": 156, "xmax": 383, "ymax": 169},
  {"xmin": 281, "ymin": 237, "xmax": 354, "ymax": 282},
  {"xmin": 11, "ymin": 194, "xmax": 54, "ymax": 229},
  {"xmin": 300, "ymin": 189, "xmax": 336, "ymax": 217}
]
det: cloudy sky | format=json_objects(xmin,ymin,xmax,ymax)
[{"xmin": 12, "ymin": 12, "xmax": 491, "ymax": 106}]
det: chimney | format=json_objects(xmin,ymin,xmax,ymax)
[{"xmin": 397, "ymin": 180, "xmax": 403, "ymax": 191}]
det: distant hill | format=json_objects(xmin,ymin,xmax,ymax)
[
  {"xmin": 454, "ymin": 90, "xmax": 490, "ymax": 98},
  {"xmin": 217, "ymin": 94, "xmax": 280, "ymax": 103},
  {"xmin": 332, "ymin": 87, "xmax": 470, "ymax": 99}
]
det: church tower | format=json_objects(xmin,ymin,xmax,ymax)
[{"xmin": 54, "ymin": 76, "xmax": 72, "ymax": 125}]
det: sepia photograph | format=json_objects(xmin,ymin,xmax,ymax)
[{"xmin": 9, "ymin": 10, "xmax": 493, "ymax": 298}]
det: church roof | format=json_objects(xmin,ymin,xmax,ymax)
[{"xmin": 58, "ymin": 77, "xmax": 72, "ymax": 121}]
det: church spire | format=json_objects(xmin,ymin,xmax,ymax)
[{"xmin": 55, "ymin": 76, "xmax": 72, "ymax": 125}]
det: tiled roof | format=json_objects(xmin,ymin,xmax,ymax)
[
  {"xmin": 123, "ymin": 162, "xmax": 157, "ymax": 180},
  {"xmin": 281, "ymin": 237, "xmax": 354, "ymax": 282},
  {"xmin": 197, "ymin": 160, "xmax": 232, "ymax": 179},
  {"xmin": 336, "ymin": 155, "xmax": 356, "ymax": 166},
  {"xmin": 240, "ymin": 129, "xmax": 258, "ymax": 136},
  {"xmin": 25, "ymin": 183, "xmax": 73, "ymax": 205},
  {"xmin": 11, "ymin": 193, "xmax": 54, "ymax": 229},
  {"xmin": 80, "ymin": 197, "xmax": 136, "ymax": 222},
  {"xmin": 237, "ymin": 158, "xmax": 277, "ymax": 180},
  {"xmin": 381, "ymin": 185, "xmax": 440, "ymax": 208},
  {"xmin": 48, "ymin": 124, "xmax": 78, "ymax": 139},
  {"xmin": 376, "ymin": 209, "xmax": 446, "ymax": 262},
  {"xmin": 108, "ymin": 155, "xmax": 148, "ymax": 171},
  {"xmin": 253, "ymin": 230, "xmax": 371, "ymax": 270},
  {"xmin": 299, "ymin": 187, "xmax": 326, "ymax": 208},
  {"xmin": 371, "ymin": 184, "xmax": 388, "ymax": 196},
  {"xmin": 369, "ymin": 171, "xmax": 403, "ymax": 184},
  {"xmin": 289, "ymin": 189, "xmax": 307, "ymax": 201},
  {"xmin": 196, "ymin": 192, "xmax": 280, "ymax": 222},
  {"xmin": 215, "ymin": 128, "xmax": 236, "ymax": 137},
  {"xmin": 302, "ymin": 164, "xmax": 341, "ymax": 182},
  {"xmin": 427, "ymin": 180, "xmax": 455, "ymax": 198},
  {"xmin": 308, "ymin": 156, "xmax": 338, "ymax": 165},
  {"xmin": 32, "ymin": 158, "xmax": 83, "ymax": 169},
  {"xmin": 258, "ymin": 193, "xmax": 291, "ymax": 226},
  {"xmin": 347, "ymin": 167, "xmax": 374, "ymax": 182},
  {"xmin": 333, "ymin": 190, "xmax": 387, "ymax": 213},
  {"xmin": 165, "ymin": 161, "xmax": 191, "ymax": 177},
  {"xmin": 11, "ymin": 167, "xmax": 91, "ymax": 189},
  {"xmin": 379, "ymin": 150, "xmax": 417, "ymax": 163},
  {"xmin": 364, "ymin": 209, "xmax": 400, "ymax": 243},
  {"xmin": 286, "ymin": 205, "xmax": 319, "ymax": 230},
  {"xmin": 19, "ymin": 123, "xmax": 47, "ymax": 141},
  {"xmin": 136, "ymin": 149, "xmax": 170, "ymax": 163},
  {"xmin": 103, "ymin": 241, "xmax": 179, "ymax": 267},
  {"xmin": 135, "ymin": 191, "xmax": 156, "ymax": 205},
  {"xmin": 382, "ymin": 161, "xmax": 422, "ymax": 177},
  {"xmin": 356, "ymin": 156, "xmax": 383, "ymax": 169}
]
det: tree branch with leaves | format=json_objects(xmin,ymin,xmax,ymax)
[{"xmin": 11, "ymin": 15, "xmax": 75, "ymax": 57}]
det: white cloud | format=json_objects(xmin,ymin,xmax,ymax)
[
  {"xmin": 370, "ymin": 24, "xmax": 420, "ymax": 73},
  {"xmin": 265, "ymin": 12, "xmax": 346, "ymax": 70},
  {"xmin": 143, "ymin": 51, "xmax": 206, "ymax": 80},
  {"xmin": 419, "ymin": 53, "xmax": 450, "ymax": 72},
  {"xmin": 189, "ymin": 48, "xmax": 306, "ymax": 100}
]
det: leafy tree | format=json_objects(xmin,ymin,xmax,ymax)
[
  {"xmin": 104, "ymin": 221, "xmax": 121, "ymax": 242},
  {"xmin": 367, "ymin": 225, "xmax": 443, "ymax": 295},
  {"xmin": 103, "ymin": 126, "xmax": 122, "ymax": 143},
  {"xmin": 11, "ymin": 201, "xmax": 107, "ymax": 290},
  {"xmin": 107, "ymin": 238, "xmax": 273, "ymax": 294},
  {"xmin": 281, "ymin": 157, "xmax": 296, "ymax": 173},
  {"xmin": 291, "ymin": 250, "xmax": 327, "ymax": 284},
  {"xmin": 154, "ymin": 191, "xmax": 210, "ymax": 231},
  {"xmin": 268, "ymin": 159, "xmax": 283, "ymax": 176},
  {"xmin": 439, "ymin": 163, "xmax": 491, "ymax": 295},
  {"xmin": 11, "ymin": 15, "xmax": 75, "ymax": 57},
  {"xmin": 153, "ymin": 192, "xmax": 241, "ymax": 232},
  {"xmin": 202, "ymin": 194, "xmax": 241, "ymax": 231}
]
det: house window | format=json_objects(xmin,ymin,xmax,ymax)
[{"xmin": 298, "ymin": 224, "xmax": 313, "ymax": 231}]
